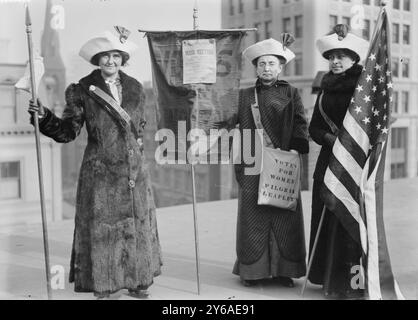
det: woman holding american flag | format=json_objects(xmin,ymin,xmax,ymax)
[{"xmin": 307, "ymin": 24, "xmax": 369, "ymax": 300}]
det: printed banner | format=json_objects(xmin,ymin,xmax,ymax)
[
  {"xmin": 145, "ymin": 30, "xmax": 248, "ymax": 164},
  {"xmin": 182, "ymin": 39, "xmax": 217, "ymax": 84}
]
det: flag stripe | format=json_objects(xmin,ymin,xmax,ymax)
[
  {"xmin": 339, "ymin": 128, "xmax": 368, "ymax": 167},
  {"xmin": 343, "ymin": 112, "xmax": 370, "ymax": 155},
  {"xmin": 332, "ymin": 138, "xmax": 364, "ymax": 187},
  {"xmin": 322, "ymin": 170, "xmax": 368, "ymax": 246},
  {"xmin": 363, "ymin": 155, "xmax": 382, "ymax": 300},
  {"xmin": 328, "ymin": 153, "xmax": 361, "ymax": 206},
  {"xmin": 373, "ymin": 144, "xmax": 398, "ymax": 299}
]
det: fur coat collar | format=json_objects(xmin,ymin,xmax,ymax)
[
  {"xmin": 320, "ymin": 64, "xmax": 363, "ymax": 94},
  {"xmin": 78, "ymin": 69, "xmax": 142, "ymax": 112}
]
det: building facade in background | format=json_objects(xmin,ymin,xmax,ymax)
[
  {"xmin": 0, "ymin": 0, "xmax": 65, "ymax": 226},
  {"xmin": 222, "ymin": 0, "xmax": 418, "ymax": 188}
]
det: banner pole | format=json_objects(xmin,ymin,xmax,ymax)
[
  {"xmin": 190, "ymin": 162, "xmax": 201, "ymax": 295},
  {"xmin": 25, "ymin": 4, "xmax": 52, "ymax": 300},
  {"xmin": 189, "ymin": 0, "xmax": 201, "ymax": 296}
]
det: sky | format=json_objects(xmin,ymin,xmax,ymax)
[{"xmin": 0, "ymin": 0, "xmax": 222, "ymax": 83}]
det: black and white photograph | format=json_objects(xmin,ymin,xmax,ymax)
[{"xmin": 0, "ymin": 0, "xmax": 417, "ymax": 305}]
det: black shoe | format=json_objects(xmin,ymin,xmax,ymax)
[
  {"xmin": 94, "ymin": 291, "xmax": 110, "ymax": 299},
  {"xmin": 128, "ymin": 288, "xmax": 150, "ymax": 299},
  {"xmin": 274, "ymin": 276, "xmax": 294, "ymax": 288},
  {"xmin": 240, "ymin": 279, "xmax": 260, "ymax": 287}
]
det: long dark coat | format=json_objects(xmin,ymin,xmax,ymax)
[
  {"xmin": 308, "ymin": 64, "xmax": 364, "ymax": 297},
  {"xmin": 233, "ymin": 79, "xmax": 309, "ymax": 280},
  {"xmin": 35, "ymin": 69, "xmax": 162, "ymax": 294}
]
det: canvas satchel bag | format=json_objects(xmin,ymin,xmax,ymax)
[{"xmin": 251, "ymin": 88, "xmax": 300, "ymax": 211}]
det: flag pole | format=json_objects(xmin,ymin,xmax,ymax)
[
  {"xmin": 190, "ymin": 0, "xmax": 201, "ymax": 296},
  {"xmin": 301, "ymin": 206, "xmax": 326, "ymax": 297},
  {"xmin": 25, "ymin": 4, "xmax": 52, "ymax": 300}
]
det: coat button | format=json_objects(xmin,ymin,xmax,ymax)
[
  {"xmin": 128, "ymin": 180, "xmax": 135, "ymax": 188},
  {"xmin": 128, "ymin": 148, "xmax": 134, "ymax": 156}
]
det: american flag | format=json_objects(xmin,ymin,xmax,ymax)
[{"xmin": 321, "ymin": 7, "xmax": 404, "ymax": 300}]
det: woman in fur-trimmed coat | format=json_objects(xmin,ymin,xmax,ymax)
[{"xmin": 29, "ymin": 32, "xmax": 162, "ymax": 298}]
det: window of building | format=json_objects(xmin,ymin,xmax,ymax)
[
  {"xmin": 392, "ymin": 23, "xmax": 400, "ymax": 43},
  {"xmin": 393, "ymin": 0, "xmax": 400, "ymax": 9},
  {"xmin": 363, "ymin": 19, "xmax": 370, "ymax": 40},
  {"xmin": 392, "ymin": 58, "xmax": 399, "ymax": 77},
  {"xmin": 342, "ymin": 16, "xmax": 351, "ymax": 27},
  {"xmin": 403, "ymin": 24, "xmax": 410, "ymax": 45},
  {"xmin": 401, "ymin": 91, "xmax": 409, "ymax": 114},
  {"xmin": 283, "ymin": 63, "xmax": 291, "ymax": 76},
  {"xmin": 390, "ymin": 128, "xmax": 408, "ymax": 179},
  {"xmin": 329, "ymin": 15, "xmax": 338, "ymax": 31},
  {"xmin": 265, "ymin": 0, "xmax": 270, "ymax": 8},
  {"xmin": 254, "ymin": 23, "xmax": 261, "ymax": 42},
  {"xmin": 295, "ymin": 15, "xmax": 303, "ymax": 38},
  {"xmin": 374, "ymin": 0, "xmax": 380, "ymax": 5},
  {"xmin": 392, "ymin": 91, "xmax": 399, "ymax": 113},
  {"xmin": 402, "ymin": 58, "xmax": 410, "ymax": 78},
  {"xmin": 294, "ymin": 53, "xmax": 303, "ymax": 76},
  {"xmin": 363, "ymin": 0, "xmax": 370, "ymax": 5},
  {"xmin": 0, "ymin": 86, "xmax": 17, "ymax": 124},
  {"xmin": 0, "ymin": 161, "xmax": 21, "ymax": 200},
  {"xmin": 283, "ymin": 17, "xmax": 291, "ymax": 33},
  {"xmin": 265, "ymin": 20, "xmax": 272, "ymax": 39},
  {"xmin": 238, "ymin": 0, "xmax": 244, "ymax": 13},
  {"xmin": 229, "ymin": 0, "xmax": 234, "ymax": 15},
  {"xmin": 254, "ymin": 0, "xmax": 259, "ymax": 10},
  {"xmin": 404, "ymin": 0, "xmax": 411, "ymax": 11}
]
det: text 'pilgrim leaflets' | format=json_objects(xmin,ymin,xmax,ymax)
[
  {"xmin": 182, "ymin": 39, "xmax": 216, "ymax": 84},
  {"xmin": 258, "ymin": 148, "xmax": 300, "ymax": 211}
]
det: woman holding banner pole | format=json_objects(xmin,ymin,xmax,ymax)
[
  {"xmin": 307, "ymin": 25, "xmax": 369, "ymax": 299},
  {"xmin": 28, "ymin": 29, "xmax": 162, "ymax": 299}
]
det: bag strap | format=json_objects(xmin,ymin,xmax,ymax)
[
  {"xmin": 250, "ymin": 88, "xmax": 274, "ymax": 148},
  {"xmin": 318, "ymin": 92, "xmax": 339, "ymax": 135}
]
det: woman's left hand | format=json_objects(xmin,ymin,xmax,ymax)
[{"xmin": 289, "ymin": 149, "xmax": 298, "ymax": 154}]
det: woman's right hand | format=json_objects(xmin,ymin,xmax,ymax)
[{"xmin": 28, "ymin": 98, "xmax": 45, "ymax": 118}]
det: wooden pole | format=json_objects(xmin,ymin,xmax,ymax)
[
  {"xmin": 25, "ymin": 4, "xmax": 52, "ymax": 300},
  {"xmin": 301, "ymin": 206, "xmax": 326, "ymax": 297},
  {"xmin": 190, "ymin": 0, "xmax": 201, "ymax": 296}
]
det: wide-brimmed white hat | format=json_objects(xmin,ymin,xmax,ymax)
[
  {"xmin": 79, "ymin": 29, "xmax": 138, "ymax": 65},
  {"xmin": 316, "ymin": 25, "xmax": 369, "ymax": 62},
  {"xmin": 243, "ymin": 38, "xmax": 295, "ymax": 65}
]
